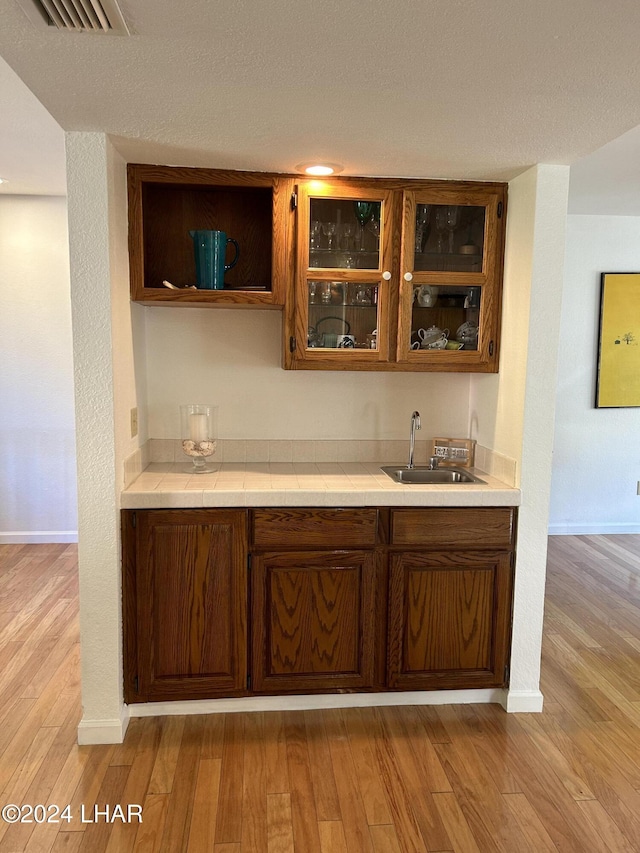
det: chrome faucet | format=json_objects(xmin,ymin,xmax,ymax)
[{"xmin": 408, "ymin": 411, "xmax": 421, "ymax": 469}]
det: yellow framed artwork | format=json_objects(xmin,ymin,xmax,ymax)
[{"xmin": 596, "ymin": 272, "xmax": 640, "ymax": 407}]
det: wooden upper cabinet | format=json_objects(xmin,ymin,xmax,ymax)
[
  {"xmin": 126, "ymin": 509, "xmax": 248, "ymax": 702},
  {"xmin": 284, "ymin": 177, "xmax": 507, "ymax": 372},
  {"xmin": 126, "ymin": 164, "xmax": 507, "ymax": 370},
  {"xmin": 127, "ymin": 164, "xmax": 294, "ymax": 307}
]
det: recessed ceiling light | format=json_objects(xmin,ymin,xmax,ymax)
[{"xmin": 295, "ymin": 162, "xmax": 344, "ymax": 176}]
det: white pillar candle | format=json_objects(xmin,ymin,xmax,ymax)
[{"xmin": 189, "ymin": 412, "xmax": 208, "ymax": 442}]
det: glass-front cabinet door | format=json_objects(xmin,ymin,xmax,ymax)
[
  {"xmin": 397, "ymin": 187, "xmax": 505, "ymax": 371},
  {"xmin": 291, "ymin": 182, "xmax": 394, "ymax": 365}
]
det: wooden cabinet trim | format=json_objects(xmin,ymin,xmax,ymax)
[{"xmin": 122, "ymin": 511, "xmax": 142, "ymax": 704}]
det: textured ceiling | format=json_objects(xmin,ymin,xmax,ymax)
[{"xmin": 2, "ymin": 0, "xmax": 640, "ymax": 208}]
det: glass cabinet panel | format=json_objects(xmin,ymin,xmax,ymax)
[
  {"xmin": 295, "ymin": 182, "xmax": 393, "ymax": 364},
  {"xmin": 309, "ymin": 198, "xmax": 381, "ymax": 270},
  {"xmin": 407, "ymin": 284, "xmax": 481, "ymax": 354},
  {"xmin": 414, "ymin": 204, "xmax": 485, "ymax": 273},
  {"xmin": 307, "ymin": 281, "xmax": 380, "ymax": 351}
]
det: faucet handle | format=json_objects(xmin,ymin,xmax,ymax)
[{"xmin": 428, "ymin": 455, "xmax": 439, "ymax": 470}]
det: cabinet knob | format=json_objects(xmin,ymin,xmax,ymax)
[
  {"xmin": 382, "ymin": 271, "xmax": 392, "ymax": 281},
  {"xmin": 404, "ymin": 272, "xmax": 413, "ymax": 282}
]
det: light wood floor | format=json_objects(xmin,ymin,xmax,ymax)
[{"xmin": 1, "ymin": 536, "xmax": 640, "ymax": 852}]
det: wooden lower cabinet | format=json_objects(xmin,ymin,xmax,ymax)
[
  {"xmin": 250, "ymin": 550, "xmax": 377, "ymax": 693},
  {"xmin": 122, "ymin": 506, "xmax": 515, "ymax": 702},
  {"xmin": 123, "ymin": 509, "xmax": 247, "ymax": 702},
  {"xmin": 387, "ymin": 549, "xmax": 513, "ymax": 690}
]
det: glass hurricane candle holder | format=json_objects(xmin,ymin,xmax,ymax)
[{"xmin": 180, "ymin": 404, "xmax": 218, "ymax": 473}]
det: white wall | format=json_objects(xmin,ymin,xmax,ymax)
[
  {"xmin": 472, "ymin": 165, "xmax": 570, "ymax": 710},
  {"xmin": 144, "ymin": 309, "xmax": 472, "ymax": 442},
  {"xmin": 67, "ymin": 133, "xmax": 141, "ymax": 744},
  {"xmin": 470, "ymin": 171, "xmax": 535, "ymax": 466},
  {"xmin": 550, "ymin": 215, "xmax": 640, "ymax": 533},
  {"xmin": 0, "ymin": 195, "xmax": 77, "ymax": 543}
]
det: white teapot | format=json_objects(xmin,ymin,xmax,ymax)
[{"xmin": 418, "ymin": 325, "xmax": 449, "ymax": 349}]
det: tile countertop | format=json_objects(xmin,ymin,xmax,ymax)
[{"xmin": 121, "ymin": 462, "xmax": 520, "ymax": 508}]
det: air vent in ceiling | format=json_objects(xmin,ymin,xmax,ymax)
[{"xmin": 16, "ymin": 0, "xmax": 129, "ymax": 34}]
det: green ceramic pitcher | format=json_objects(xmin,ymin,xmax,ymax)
[{"xmin": 189, "ymin": 229, "xmax": 239, "ymax": 289}]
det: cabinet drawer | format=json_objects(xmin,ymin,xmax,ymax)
[
  {"xmin": 252, "ymin": 509, "xmax": 378, "ymax": 549},
  {"xmin": 390, "ymin": 508, "xmax": 515, "ymax": 549}
]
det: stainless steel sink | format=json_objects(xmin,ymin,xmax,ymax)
[{"xmin": 380, "ymin": 465, "xmax": 485, "ymax": 484}]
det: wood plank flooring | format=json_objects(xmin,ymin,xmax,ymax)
[{"xmin": 1, "ymin": 536, "xmax": 640, "ymax": 851}]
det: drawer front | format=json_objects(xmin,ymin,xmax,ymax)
[
  {"xmin": 252, "ymin": 509, "xmax": 378, "ymax": 549},
  {"xmin": 390, "ymin": 508, "xmax": 515, "ymax": 549}
]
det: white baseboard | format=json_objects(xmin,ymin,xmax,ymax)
[
  {"xmin": 0, "ymin": 531, "xmax": 78, "ymax": 544},
  {"xmin": 77, "ymin": 709, "xmax": 129, "ymax": 745},
  {"xmin": 548, "ymin": 523, "xmax": 640, "ymax": 535},
  {"xmin": 128, "ymin": 689, "xmax": 506, "ymax": 718},
  {"xmin": 502, "ymin": 689, "xmax": 544, "ymax": 712},
  {"xmin": 79, "ymin": 689, "xmax": 539, "ymax": 741}
]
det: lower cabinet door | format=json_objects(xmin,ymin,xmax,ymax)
[
  {"xmin": 251, "ymin": 550, "xmax": 376, "ymax": 693},
  {"xmin": 132, "ymin": 509, "xmax": 248, "ymax": 701},
  {"xmin": 387, "ymin": 550, "xmax": 513, "ymax": 689}
]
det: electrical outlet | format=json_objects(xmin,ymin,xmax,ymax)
[
  {"xmin": 637, "ymin": 481, "xmax": 640, "ymax": 496},
  {"xmin": 130, "ymin": 407, "xmax": 138, "ymax": 438}
]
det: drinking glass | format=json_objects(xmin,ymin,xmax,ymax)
[
  {"xmin": 355, "ymin": 285, "xmax": 371, "ymax": 305},
  {"xmin": 341, "ymin": 223, "xmax": 355, "ymax": 251},
  {"xmin": 368, "ymin": 216, "xmax": 380, "ymax": 250},
  {"xmin": 445, "ymin": 206, "xmax": 459, "ymax": 253},
  {"xmin": 435, "ymin": 208, "xmax": 448, "ymax": 253},
  {"xmin": 353, "ymin": 201, "xmax": 374, "ymax": 251},
  {"xmin": 414, "ymin": 204, "xmax": 431, "ymax": 253},
  {"xmin": 322, "ymin": 221, "xmax": 337, "ymax": 251},
  {"xmin": 310, "ymin": 220, "xmax": 323, "ymax": 250}
]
